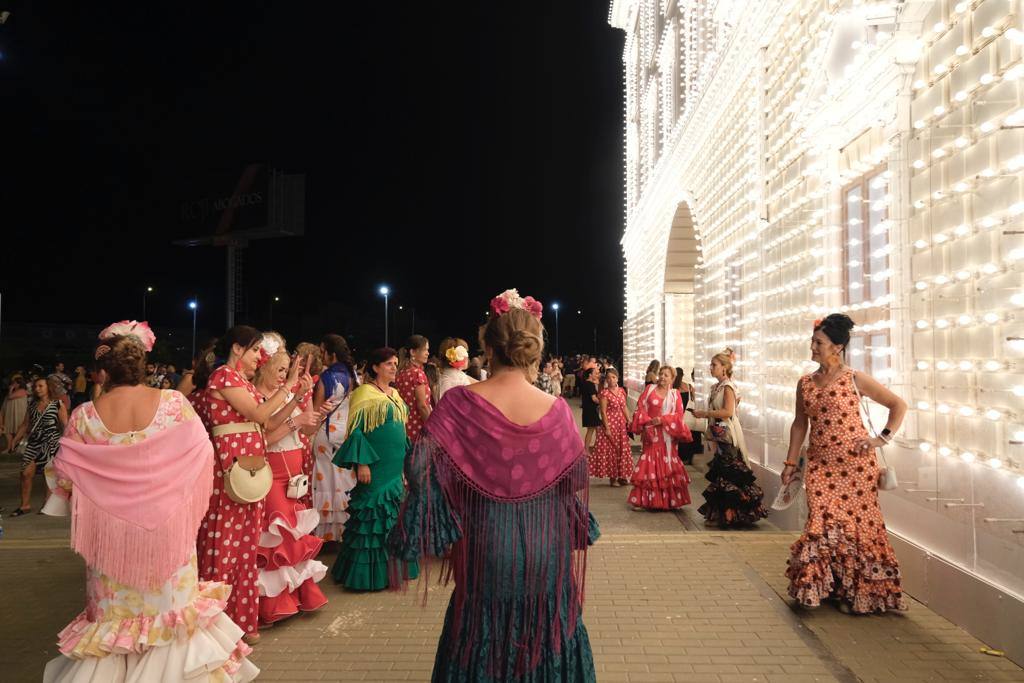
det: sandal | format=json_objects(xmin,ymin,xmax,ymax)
[
  {"xmin": 243, "ymin": 633, "xmax": 261, "ymax": 645},
  {"xmin": 11, "ymin": 507, "xmax": 32, "ymax": 517}
]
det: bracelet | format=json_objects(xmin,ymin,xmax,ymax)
[
  {"xmin": 783, "ymin": 460, "xmax": 798, "ymax": 467},
  {"xmin": 286, "ymin": 416, "xmax": 297, "ymax": 431}
]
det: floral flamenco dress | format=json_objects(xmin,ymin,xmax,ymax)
[
  {"xmin": 331, "ymin": 383, "xmax": 419, "ymax": 590},
  {"xmin": 627, "ymin": 385, "xmax": 693, "ymax": 509},
  {"xmin": 256, "ymin": 391, "xmax": 329, "ymax": 626},
  {"xmin": 589, "ymin": 386, "xmax": 633, "ymax": 481},
  {"xmin": 42, "ymin": 390, "xmax": 258, "ymax": 682},
  {"xmin": 389, "ymin": 386, "xmax": 599, "ymax": 682},
  {"xmin": 786, "ymin": 370, "xmax": 908, "ymax": 613},
  {"xmin": 195, "ymin": 366, "xmax": 267, "ymax": 639}
]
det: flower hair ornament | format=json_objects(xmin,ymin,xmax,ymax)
[
  {"xmin": 813, "ymin": 319, "xmax": 823, "ymax": 329},
  {"xmin": 257, "ymin": 334, "xmax": 282, "ymax": 368},
  {"xmin": 445, "ymin": 344, "xmax": 469, "ymax": 370},
  {"xmin": 489, "ymin": 288, "xmax": 543, "ymax": 320},
  {"xmin": 97, "ymin": 320, "xmax": 156, "ymax": 358}
]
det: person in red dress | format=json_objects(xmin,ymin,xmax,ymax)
[
  {"xmin": 590, "ymin": 368, "xmax": 634, "ymax": 486},
  {"xmin": 628, "ymin": 365, "xmax": 693, "ymax": 510},
  {"xmin": 395, "ymin": 334, "xmax": 432, "ymax": 443},
  {"xmin": 193, "ymin": 325, "xmax": 311, "ymax": 643}
]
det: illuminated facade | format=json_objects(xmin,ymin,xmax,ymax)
[{"xmin": 611, "ymin": 0, "xmax": 1024, "ymax": 660}]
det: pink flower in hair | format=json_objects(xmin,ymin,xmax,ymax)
[
  {"xmin": 522, "ymin": 296, "xmax": 543, "ymax": 319},
  {"xmin": 490, "ymin": 295, "xmax": 511, "ymax": 316},
  {"xmin": 98, "ymin": 320, "xmax": 156, "ymax": 352}
]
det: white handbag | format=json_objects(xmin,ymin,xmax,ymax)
[
  {"xmin": 283, "ymin": 454, "xmax": 309, "ymax": 500},
  {"xmin": 851, "ymin": 374, "xmax": 898, "ymax": 491},
  {"xmin": 683, "ymin": 409, "xmax": 707, "ymax": 433}
]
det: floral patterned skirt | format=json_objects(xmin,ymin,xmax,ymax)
[{"xmin": 697, "ymin": 443, "xmax": 767, "ymax": 527}]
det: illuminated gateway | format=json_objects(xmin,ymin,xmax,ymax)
[{"xmin": 610, "ymin": 0, "xmax": 1024, "ymax": 658}]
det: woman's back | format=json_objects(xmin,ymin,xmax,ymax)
[{"xmin": 465, "ymin": 373, "xmax": 557, "ymax": 426}]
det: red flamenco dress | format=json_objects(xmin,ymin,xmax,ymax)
[
  {"xmin": 627, "ymin": 385, "xmax": 693, "ymax": 510},
  {"xmin": 589, "ymin": 387, "xmax": 634, "ymax": 480},
  {"xmin": 256, "ymin": 392, "xmax": 328, "ymax": 626}
]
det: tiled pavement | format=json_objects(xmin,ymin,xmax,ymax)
[{"xmin": 3, "ymin": 447, "xmax": 1023, "ymax": 681}]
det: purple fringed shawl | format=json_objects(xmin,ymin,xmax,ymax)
[{"xmin": 393, "ymin": 385, "xmax": 591, "ymax": 678}]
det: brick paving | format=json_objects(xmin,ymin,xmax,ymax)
[{"xmin": 3, "ymin": 437, "xmax": 1023, "ymax": 681}]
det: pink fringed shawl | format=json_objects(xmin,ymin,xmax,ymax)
[
  {"xmin": 54, "ymin": 418, "xmax": 214, "ymax": 589},
  {"xmin": 394, "ymin": 386, "xmax": 592, "ymax": 678}
]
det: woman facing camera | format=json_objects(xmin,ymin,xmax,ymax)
[
  {"xmin": 694, "ymin": 352, "xmax": 767, "ymax": 527},
  {"xmin": 331, "ymin": 347, "xmax": 420, "ymax": 591},
  {"xmin": 389, "ymin": 289, "xmax": 599, "ymax": 682},
  {"xmin": 783, "ymin": 314, "xmax": 908, "ymax": 614},
  {"xmin": 628, "ymin": 365, "xmax": 693, "ymax": 510},
  {"xmin": 42, "ymin": 321, "xmax": 258, "ymax": 682}
]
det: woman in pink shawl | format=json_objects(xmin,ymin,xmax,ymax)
[
  {"xmin": 42, "ymin": 322, "xmax": 258, "ymax": 682},
  {"xmin": 389, "ymin": 289, "xmax": 599, "ymax": 682},
  {"xmin": 627, "ymin": 364, "xmax": 694, "ymax": 511}
]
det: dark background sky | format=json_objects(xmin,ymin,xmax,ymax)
[{"xmin": 0, "ymin": 2, "xmax": 625, "ymax": 363}]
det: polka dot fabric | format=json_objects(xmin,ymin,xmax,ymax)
[
  {"xmin": 589, "ymin": 387, "xmax": 634, "ymax": 479},
  {"xmin": 786, "ymin": 370, "xmax": 908, "ymax": 613},
  {"xmin": 195, "ymin": 365, "xmax": 267, "ymax": 635},
  {"xmin": 395, "ymin": 366, "xmax": 431, "ymax": 443}
]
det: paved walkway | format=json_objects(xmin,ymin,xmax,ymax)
[{"xmin": 2, "ymin": 435, "xmax": 1023, "ymax": 681}]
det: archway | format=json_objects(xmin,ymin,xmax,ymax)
[{"xmin": 662, "ymin": 201, "xmax": 700, "ymax": 373}]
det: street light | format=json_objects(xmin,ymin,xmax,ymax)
[
  {"xmin": 188, "ymin": 300, "xmax": 198, "ymax": 361},
  {"xmin": 551, "ymin": 302, "xmax": 560, "ymax": 357},
  {"xmin": 379, "ymin": 285, "xmax": 390, "ymax": 346},
  {"xmin": 143, "ymin": 286, "xmax": 154, "ymax": 320},
  {"xmin": 269, "ymin": 296, "xmax": 280, "ymax": 327}
]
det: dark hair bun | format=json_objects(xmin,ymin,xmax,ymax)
[
  {"xmin": 96, "ymin": 335, "xmax": 147, "ymax": 387},
  {"xmin": 817, "ymin": 313, "xmax": 855, "ymax": 347}
]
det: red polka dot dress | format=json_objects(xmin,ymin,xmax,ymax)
[
  {"xmin": 195, "ymin": 365, "xmax": 267, "ymax": 637},
  {"xmin": 395, "ymin": 365, "xmax": 430, "ymax": 443},
  {"xmin": 786, "ymin": 370, "xmax": 907, "ymax": 613},
  {"xmin": 589, "ymin": 387, "xmax": 634, "ymax": 480}
]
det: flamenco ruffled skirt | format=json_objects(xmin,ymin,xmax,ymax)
[
  {"xmin": 256, "ymin": 448, "xmax": 328, "ymax": 625},
  {"xmin": 627, "ymin": 441, "xmax": 691, "ymax": 510},
  {"xmin": 332, "ymin": 475, "xmax": 419, "ymax": 590},
  {"xmin": 697, "ymin": 443, "xmax": 767, "ymax": 527}
]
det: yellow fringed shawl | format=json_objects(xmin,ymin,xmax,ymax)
[{"xmin": 346, "ymin": 383, "xmax": 409, "ymax": 434}]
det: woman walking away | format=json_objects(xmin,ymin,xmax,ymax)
[
  {"xmin": 389, "ymin": 288, "xmax": 598, "ymax": 682},
  {"xmin": 9, "ymin": 376, "xmax": 67, "ymax": 515},
  {"xmin": 42, "ymin": 321, "xmax": 258, "ymax": 682},
  {"xmin": 332, "ymin": 347, "xmax": 419, "ymax": 591},
  {"xmin": 591, "ymin": 368, "xmax": 634, "ymax": 486},
  {"xmin": 644, "ymin": 359, "xmax": 661, "ymax": 386},
  {"xmin": 311, "ymin": 333, "xmax": 359, "ymax": 542},
  {"xmin": 628, "ymin": 365, "xmax": 693, "ymax": 510},
  {"xmin": 579, "ymin": 365, "xmax": 602, "ymax": 451},
  {"xmin": 395, "ymin": 334, "xmax": 433, "ymax": 443},
  {"xmin": 695, "ymin": 353, "xmax": 767, "ymax": 527},
  {"xmin": 435, "ymin": 337, "xmax": 475, "ymax": 401},
  {"xmin": 193, "ymin": 325, "xmax": 312, "ymax": 644},
  {"xmin": 784, "ymin": 314, "xmax": 908, "ymax": 614},
  {"xmin": 253, "ymin": 339, "xmax": 330, "ymax": 628}
]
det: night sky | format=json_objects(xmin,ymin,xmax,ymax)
[{"xmin": 0, "ymin": 2, "xmax": 625, "ymax": 361}]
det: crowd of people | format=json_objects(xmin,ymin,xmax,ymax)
[{"xmin": 0, "ymin": 297, "xmax": 911, "ymax": 680}]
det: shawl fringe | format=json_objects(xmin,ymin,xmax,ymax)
[{"xmin": 347, "ymin": 385, "xmax": 407, "ymax": 435}]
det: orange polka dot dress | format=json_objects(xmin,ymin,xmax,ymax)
[
  {"xmin": 786, "ymin": 370, "xmax": 907, "ymax": 613},
  {"xmin": 194, "ymin": 366, "xmax": 267, "ymax": 636}
]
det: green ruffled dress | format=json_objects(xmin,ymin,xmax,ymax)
[{"xmin": 332, "ymin": 386, "xmax": 419, "ymax": 590}]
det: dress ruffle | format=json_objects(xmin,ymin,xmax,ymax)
[
  {"xmin": 698, "ymin": 444, "xmax": 767, "ymax": 526},
  {"xmin": 787, "ymin": 522, "xmax": 908, "ymax": 614},
  {"xmin": 46, "ymin": 581, "xmax": 258, "ymax": 682},
  {"xmin": 627, "ymin": 450, "xmax": 691, "ymax": 510},
  {"xmin": 333, "ymin": 475, "xmax": 419, "ymax": 590}
]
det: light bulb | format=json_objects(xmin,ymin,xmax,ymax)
[
  {"xmin": 1017, "ymin": 476, "xmax": 1024, "ymax": 490},
  {"xmin": 958, "ymin": 406, "xmax": 975, "ymax": 417},
  {"xmin": 935, "ymin": 319, "xmax": 950, "ymax": 329},
  {"xmin": 916, "ymin": 399, "xmax": 930, "ymax": 409},
  {"xmin": 1012, "ymin": 385, "xmax": 1024, "ymax": 397},
  {"xmin": 983, "ymin": 360, "xmax": 1002, "ymax": 371},
  {"xmin": 919, "ymin": 442, "xmax": 932, "ymax": 452},
  {"xmin": 987, "ymin": 457, "xmax": 1003, "ymax": 469},
  {"xmin": 985, "ymin": 409, "xmax": 1001, "ymax": 421},
  {"xmin": 937, "ymin": 402, "xmax": 951, "ymax": 412},
  {"xmin": 914, "ymin": 239, "xmax": 928, "ymax": 249},
  {"xmin": 955, "ymin": 270, "xmax": 971, "ymax": 281},
  {"xmin": 939, "ymin": 446, "xmax": 952, "ymax": 456},
  {"xmin": 1011, "ymin": 293, "xmax": 1024, "ymax": 307},
  {"xmin": 934, "ymin": 234, "xmax": 948, "ymax": 244},
  {"xmin": 916, "ymin": 281, "xmax": 929, "ymax": 290},
  {"xmin": 958, "ymin": 360, "xmax": 974, "ymax": 371},
  {"xmin": 960, "ymin": 451, "xmax": 976, "ymax": 463},
  {"xmin": 916, "ymin": 320, "xmax": 930, "ymax": 329},
  {"xmin": 984, "ymin": 313, "xmax": 1001, "ymax": 324},
  {"xmin": 954, "ymin": 136, "xmax": 969, "ymax": 148},
  {"xmin": 916, "ymin": 362, "xmax": 930, "ymax": 371}
]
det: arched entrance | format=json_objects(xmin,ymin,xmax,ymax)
[{"xmin": 662, "ymin": 201, "xmax": 699, "ymax": 372}]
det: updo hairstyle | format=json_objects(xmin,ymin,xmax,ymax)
[
  {"xmin": 479, "ymin": 308, "xmax": 544, "ymax": 380},
  {"xmin": 814, "ymin": 313, "xmax": 855, "ymax": 353},
  {"xmin": 194, "ymin": 325, "xmax": 262, "ymax": 390},
  {"xmin": 437, "ymin": 337, "xmax": 470, "ymax": 369},
  {"xmin": 95, "ymin": 334, "xmax": 147, "ymax": 388},
  {"xmin": 254, "ymin": 350, "xmax": 289, "ymax": 386},
  {"xmin": 660, "ymin": 364, "xmax": 677, "ymax": 381},
  {"xmin": 711, "ymin": 352, "xmax": 734, "ymax": 378}
]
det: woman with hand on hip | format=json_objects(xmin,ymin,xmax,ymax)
[
  {"xmin": 783, "ymin": 314, "xmax": 908, "ymax": 614},
  {"xmin": 591, "ymin": 367, "xmax": 634, "ymax": 486},
  {"xmin": 9, "ymin": 376, "xmax": 67, "ymax": 515},
  {"xmin": 395, "ymin": 335, "xmax": 433, "ymax": 444}
]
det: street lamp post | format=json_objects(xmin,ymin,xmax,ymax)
[
  {"xmin": 552, "ymin": 302, "xmax": 561, "ymax": 357},
  {"xmin": 379, "ymin": 286, "xmax": 390, "ymax": 346},
  {"xmin": 188, "ymin": 300, "xmax": 198, "ymax": 361},
  {"xmin": 143, "ymin": 286, "xmax": 154, "ymax": 320},
  {"xmin": 269, "ymin": 296, "xmax": 280, "ymax": 327}
]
